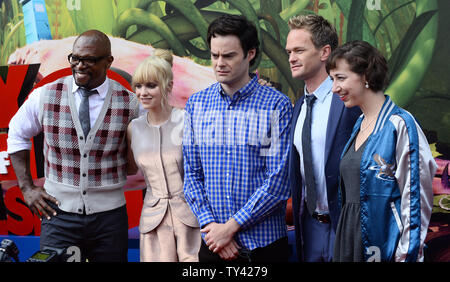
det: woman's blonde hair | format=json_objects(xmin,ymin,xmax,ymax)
[{"xmin": 132, "ymin": 48, "xmax": 174, "ymax": 107}]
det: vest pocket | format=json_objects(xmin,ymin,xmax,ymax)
[{"xmin": 390, "ymin": 201, "xmax": 403, "ymax": 232}]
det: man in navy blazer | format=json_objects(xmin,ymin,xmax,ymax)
[{"xmin": 286, "ymin": 14, "xmax": 361, "ymax": 261}]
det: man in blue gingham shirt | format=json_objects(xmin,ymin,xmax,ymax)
[{"xmin": 183, "ymin": 14, "xmax": 292, "ymax": 262}]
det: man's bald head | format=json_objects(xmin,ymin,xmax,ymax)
[{"xmin": 74, "ymin": 30, "xmax": 112, "ymax": 56}]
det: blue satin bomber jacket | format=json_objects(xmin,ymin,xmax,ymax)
[{"xmin": 339, "ymin": 96, "xmax": 436, "ymax": 262}]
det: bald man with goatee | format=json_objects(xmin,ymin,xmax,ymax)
[{"xmin": 7, "ymin": 30, "xmax": 139, "ymax": 262}]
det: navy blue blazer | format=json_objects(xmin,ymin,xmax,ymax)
[{"xmin": 288, "ymin": 93, "xmax": 361, "ymax": 261}]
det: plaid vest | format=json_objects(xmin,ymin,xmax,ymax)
[{"xmin": 39, "ymin": 76, "xmax": 139, "ymax": 214}]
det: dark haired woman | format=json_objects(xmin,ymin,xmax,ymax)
[{"xmin": 327, "ymin": 40, "xmax": 436, "ymax": 262}]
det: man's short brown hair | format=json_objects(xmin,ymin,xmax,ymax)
[{"xmin": 288, "ymin": 14, "xmax": 338, "ymax": 51}]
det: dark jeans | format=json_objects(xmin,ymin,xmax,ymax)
[
  {"xmin": 40, "ymin": 203, "xmax": 128, "ymax": 262},
  {"xmin": 199, "ymin": 237, "xmax": 290, "ymax": 262}
]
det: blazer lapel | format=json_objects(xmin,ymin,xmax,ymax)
[
  {"xmin": 291, "ymin": 96, "xmax": 305, "ymax": 133},
  {"xmin": 324, "ymin": 94, "xmax": 344, "ymax": 163}
]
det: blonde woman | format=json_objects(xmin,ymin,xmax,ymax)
[{"xmin": 127, "ymin": 49, "xmax": 200, "ymax": 262}]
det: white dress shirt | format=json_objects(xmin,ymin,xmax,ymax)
[
  {"xmin": 293, "ymin": 77, "xmax": 333, "ymax": 214},
  {"xmin": 7, "ymin": 77, "xmax": 109, "ymax": 154}
]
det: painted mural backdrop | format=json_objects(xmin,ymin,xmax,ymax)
[{"xmin": 0, "ymin": 0, "xmax": 449, "ymax": 261}]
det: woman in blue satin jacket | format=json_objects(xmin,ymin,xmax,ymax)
[{"xmin": 326, "ymin": 40, "xmax": 437, "ymax": 262}]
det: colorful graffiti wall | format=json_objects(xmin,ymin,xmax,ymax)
[{"xmin": 0, "ymin": 0, "xmax": 449, "ymax": 261}]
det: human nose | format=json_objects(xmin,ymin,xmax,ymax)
[
  {"xmin": 73, "ymin": 59, "xmax": 89, "ymax": 69},
  {"xmin": 216, "ymin": 55, "xmax": 226, "ymax": 67},
  {"xmin": 331, "ymin": 81, "xmax": 341, "ymax": 93},
  {"xmin": 288, "ymin": 52, "xmax": 296, "ymax": 64},
  {"xmin": 136, "ymin": 87, "xmax": 148, "ymax": 97}
]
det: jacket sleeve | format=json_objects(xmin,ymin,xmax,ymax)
[{"xmin": 393, "ymin": 115, "xmax": 437, "ymax": 262}]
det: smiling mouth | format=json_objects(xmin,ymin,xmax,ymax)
[
  {"xmin": 75, "ymin": 71, "xmax": 90, "ymax": 78},
  {"xmin": 338, "ymin": 94, "xmax": 347, "ymax": 101}
]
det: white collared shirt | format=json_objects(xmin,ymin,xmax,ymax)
[
  {"xmin": 7, "ymin": 76, "xmax": 109, "ymax": 154},
  {"xmin": 293, "ymin": 76, "xmax": 333, "ymax": 214}
]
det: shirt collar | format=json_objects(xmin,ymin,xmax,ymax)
[
  {"xmin": 218, "ymin": 73, "xmax": 258, "ymax": 102},
  {"xmin": 303, "ymin": 76, "xmax": 332, "ymax": 103},
  {"xmin": 72, "ymin": 77, "xmax": 109, "ymax": 98}
]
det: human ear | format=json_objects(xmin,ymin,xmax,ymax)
[
  {"xmin": 247, "ymin": 48, "xmax": 256, "ymax": 62},
  {"xmin": 320, "ymin": 45, "xmax": 332, "ymax": 62},
  {"xmin": 167, "ymin": 80, "xmax": 174, "ymax": 93},
  {"xmin": 106, "ymin": 55, "xmax": 114, "ymax": 69}
]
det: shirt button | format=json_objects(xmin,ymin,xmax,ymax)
[
  {"xmin": 82, "ymin": 191, "xmax": 86, "ymax": 195},
  {"xmin": 79, "ymin": 136, "xmax": 84, "ymax": 140},
  {"xmin": 83, "ymin": 154, "xmax": 87, "ymax": 158},
  {"xmin": 78, "ymin": 209, "xmax": 82, "ymax": 213},
  {"xmin": 82, "ymin": 173, "xmax": 86, "ymax": 177}
]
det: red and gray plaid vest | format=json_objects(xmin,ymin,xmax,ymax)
[{"xmin": 40, "ymin": 76, "xmax": 138, "ymax": 193}]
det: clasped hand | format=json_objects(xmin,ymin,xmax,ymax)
[{"xmin": 201, "ymin": 219, "xmax": 241, "ymax": 261}]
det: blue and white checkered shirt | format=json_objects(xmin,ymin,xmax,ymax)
[{"xmin": 183, "ymin": 75, "xmax": 292, "ymax": 250}]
